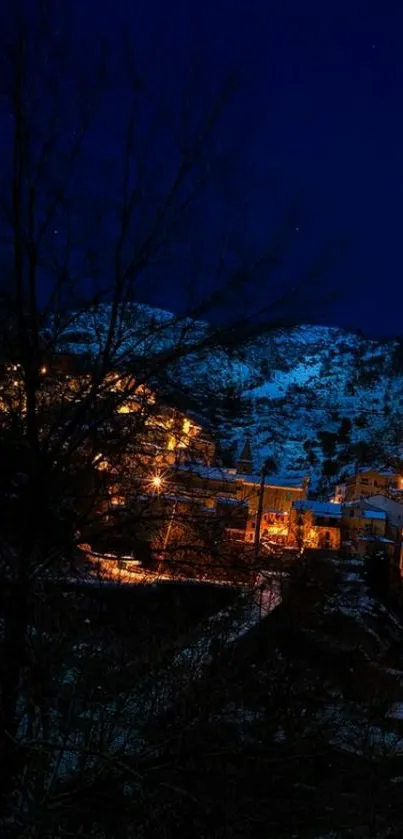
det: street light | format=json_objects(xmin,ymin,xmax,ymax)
[{"xmin": 147, "ymin": 471, "xmax": 167, "ymax": 494}]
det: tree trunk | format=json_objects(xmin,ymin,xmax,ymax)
[{"xmin": 0, "ymin": 579, "xmax": 28, "ymax": 816}]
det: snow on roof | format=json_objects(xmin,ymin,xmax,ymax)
[
  {"xmin": 293, "ymin": 500, "xmax": 342, "ymax": 517},
  {"xmin": 175, "ymin": 464, "xmax": 236, "ymax": 482},
  {"xmin": 344, "ymin": 500, "xmax": 388, "ymax": 516},
  {"xmin": 357, "ymin": 468, "xmax": 395, "ymax": 477},
  {"xmin": 216, "ymin": 496, "xmax": 247, "ymax": 506},
  {"xmin": 237, "ymin": 473, "xmax": 306, "ymax": 489},
  {"xmin": 352, "ymin": 468, "xmax": 397, "ymax": 479},
  {"xmin": 133, "ymin": 492, "xmax": 208, "ymax": 505},
  {"xmin": 363, "ymin": 510, "xmax": 386, "ymax": 520},
  {"xmin": 364, "ymin": 496, "xmax": 403, "ymax": 526}
]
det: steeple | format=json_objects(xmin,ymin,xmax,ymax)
[{"xmin": 237, "ymin": 438, "xmax": 253, "ymax": 475}]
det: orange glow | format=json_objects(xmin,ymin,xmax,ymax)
[
  {"xmin": 147, "ymin": 470, "xmax": 168, "ymax": 494},
  {"xmin": 93, "ymin": 453, "xmax": 109, "ymax": 471}
]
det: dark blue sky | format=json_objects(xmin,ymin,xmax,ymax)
[
  {"xmin": 97, "ymin": 0, "xmax": 399, "ymax": 338},
  {"xmin": 3, "ymin": 0, "xmax": 402, "ymax": 338}
]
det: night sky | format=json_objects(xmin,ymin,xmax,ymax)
[
  {"xmin": 3, "ymin": 1, "xmax": 403, "ymax": 338},
  {"xmin": 98, "ymin": 0, "xmax": 400, "ymax": 339}
]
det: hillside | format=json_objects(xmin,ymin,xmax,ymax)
[
  {"xmin": 238, "ymin": 325, "xmax": 403, "ymax": 489},
  {"xmin": 54, "ymin": 305, "xmax": 403, "ymax": 489},
  {"xmin": 138, "ymin": 552, "xmax": 403, "ymax": 838}
]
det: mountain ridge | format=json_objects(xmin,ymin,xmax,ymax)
[{"xmin": 54, "ymin": 304, "xmax": 403, "ymax": 490}]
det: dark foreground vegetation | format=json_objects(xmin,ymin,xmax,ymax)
[
  {"xmin": 1, "ymin": 3, "xmax": 397, "ymax": 837},
  {"xmin": 3, "ymin": 553, "xmax": 403, "ymax": 837},
  {"xmin": 132, "ymin": 554, "xmax": 403, "ymax": 839}
]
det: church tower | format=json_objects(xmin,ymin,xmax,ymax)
[{"xmin": 237, "ymin": 438, "xmax": 253, "ymax": 475}]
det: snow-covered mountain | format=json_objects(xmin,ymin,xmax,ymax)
[
  {"xmin": 235, "ymin": 326, "xmax": 403, "ymax": 490},
  {"xmin": 55, "ymin": 304, "xmax": 403, "ymax": 489}
]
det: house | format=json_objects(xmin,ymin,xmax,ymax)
[
  {"xmin": 341, "ymin": 500, "xmax": 395, "ymax": 558},
  {"xmin": 345, "ymin": 533, "xmax": 395, "ymax": 560},
  {"xmin": 172, "ymin": 463, "xmax": 238, "ymax": 507},
  {"xmin": 161, "ymin": 406, "xmax": 216, "ymax": 467},
  {"xmin": 345, "ymin": 469, "xmax": 402, "ymax": 501},
  {"xmin": 357, "ymin": 494, "xmax": 403, "ymax": 573},
  {"xmin": 359, "ymin": 495, "xmax": 403, "ymax": 535},
  {"xmin": 330, "ymin": 483, "xmax": 347, "ymax": 503},
  {"xmin": 169, "ymin": 457, "xmax": 309, "ymax": 546},
  {"xmin": 215, "ymin": 497, "xmax": 249, "ymax": 541},
  {"xmin": 238, "ymin": 474, "xmax": 309, "ymax": 544},
  {"xmin": 234, "ymin": 440, "xmax": 308, "ymax": 543},
  {"xmin": 342, "ymin": 501, "xmax": 387, "ymax": 538},
  {"xmin": 289, "ymin": 500, "xmax": 342, "ymax": 550}
]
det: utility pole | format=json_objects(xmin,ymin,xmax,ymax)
[
  {"xmin": 163, "ymin": 499, "xmax": 178, "ymax": 552},
  {"xmin": 254, "ymin": 466, "xmax": 267, "ymax": 567}
]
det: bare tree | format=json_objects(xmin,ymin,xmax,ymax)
[{"xmin": 0, "ymin": 2, "xmax": 345, "ymax": 834}]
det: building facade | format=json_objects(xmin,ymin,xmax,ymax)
[
  {"xmin": 237, "ymin": 474, "xmax": 309, "ymax": 544},
  {"xmin": 345, "ymin": 469, "xmax": 402, "ymax": 502},
  {"xmin": 289, "ymin": 500, "xmax": 342, "ymax": 550}
]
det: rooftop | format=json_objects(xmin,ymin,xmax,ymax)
[
  {"xmin": 216, "ymin": 496, "xmax": 248, "ymax": 507},
  {"xmin": 362, "ymin": 509, "xmax": 386, "ymax": 520},
  {"xmin": 353, "ymin": 468, "xmax": 398, "ymax": 478},
  {"xmin": 175, "ymin": 463, "xmax": 236, "ymax": 482},
  {"xmin": 237, "ymin": 473, "xmax": 307, "ymax": 489},
  {"xmin": 293, "ymin": 500, "xmax": 342, "ymax": 517}
]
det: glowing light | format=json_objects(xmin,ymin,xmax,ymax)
[
  {"xmin": 147, "ymin": 470, "xmax": 167, "ymax": 494},
  {"xmin": 40, "ymin": 366, "xmax": 47, "ymax": 375},
  {"xmin": 110, "ymin": 495, "xmax": 125, "ymax": 506},
  {"xmin": 93, "ymin": 453, "xmax": 109, "ymax": 471}
]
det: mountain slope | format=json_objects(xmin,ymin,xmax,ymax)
[
  {"xmin": 238, "ymin": 326, "xmax": 402, "ymax": 488},
  {"xmin": 54, "ymin": 305, "xmax": 403, "ymax": 489}
]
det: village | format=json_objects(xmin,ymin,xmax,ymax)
[
  {"xmin": 2, "ymin": 347, "xmax": 402, "ymax": 587},
  {"xmin": 62, "ymin": 367, "xmax": 403, "ymax": 586}
]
